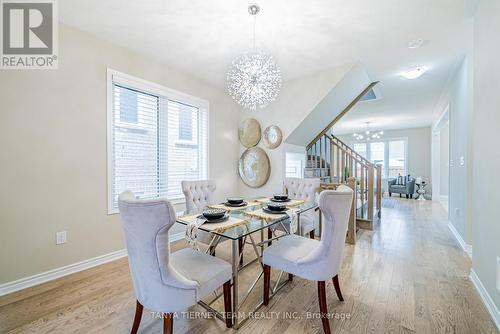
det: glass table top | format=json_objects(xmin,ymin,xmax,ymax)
[{"xmin": 176, "ymin": 198, "xmax": 318, "ymax": 240}]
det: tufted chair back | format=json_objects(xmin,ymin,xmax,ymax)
[
  {"xmin": 181, "ymin": 180, "xmax": 216, "ymax": 214},
  {"xmin": 284, "ymin": 177, "xmax": 320, "ymax": 202},
  {"xmin": 118, "ymin": 191, "xmax": 198, "ymax": 312},
  {"xmin": 296, "ymin": 185, "xmax": 353, "ymax": 280}
]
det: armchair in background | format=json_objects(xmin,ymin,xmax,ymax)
[{"xmin": 388, "ymin": 175, "xmax": 415, "ymax": 199}]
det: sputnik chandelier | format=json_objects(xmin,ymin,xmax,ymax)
[
  {"xmin": 227, "ymin": 3, "xmax": 282, "ymax": 111},
  {"xmin": 353, "ymin": 122, "xmax": 384, "ymax": 141}
]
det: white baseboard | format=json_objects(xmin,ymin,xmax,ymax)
[
  {"xmin": 0, "ymin": 233, "xmax": 185, "ymax": 297},
  {"xmin": 448, "ymin": 221, "xmax": 472, "ymax": 258},
  {"xmin": 0, "ymin": 249, "xmax": 127, "ymax": 297},
  {"xmin": 470, "ymin": 269, "xmax": 500, "ymax": 330}
]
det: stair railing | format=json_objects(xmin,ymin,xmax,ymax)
[{"xmin": 306, "ymin": 133, "xmax": 382, "ymax": 244}]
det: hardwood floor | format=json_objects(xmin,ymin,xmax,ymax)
[{"xmin": 0, "ymin": 198, "xmax": 498, "ymax": 333}]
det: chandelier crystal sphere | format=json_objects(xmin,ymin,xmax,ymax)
[{"xmin": 227, "ymin": 50, "xmax": 282, "ymax": 111}]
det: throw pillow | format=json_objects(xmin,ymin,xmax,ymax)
[{"xmin": 396, "ymin": 174, "xmax": 403, "ymax": 185}]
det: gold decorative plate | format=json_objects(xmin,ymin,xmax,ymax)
[
  {"xmin": 238, "ymin": 147, "xmax": 270, "ymax": 188},
  {"xmin": 238, "ymin": 118, "xmax": 261, "ymax": 148},
  {"xmin": 263, "ymin": 125, "xmax": 283, "ymax": 149}
]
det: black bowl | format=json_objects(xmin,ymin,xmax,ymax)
[
  {"xmin": 202, "ymin": 208, "xmax": 227, "ymax": 219},
  {"xmin": 266, "ymin": 202, "xmax": 287, "ymax": 212},
  {"xmin": 273, "ymin": 193, "xmax": 288, "ymax": 201},
  {"xmin": 227, "ymin": 197, "xmax": 244, "ymax": 205}
]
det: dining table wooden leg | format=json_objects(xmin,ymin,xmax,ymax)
[{"xmin": 267, "ymin": 229, "xmax": 272, "ymax": 246}]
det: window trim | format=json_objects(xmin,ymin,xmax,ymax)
[
  {"xmin": 106, "ymin": 69, "xmax": 210, "ymax": 214},
  {"xmin": 351, "ymin": 137, "xmax": 408, "ymax": 178}
]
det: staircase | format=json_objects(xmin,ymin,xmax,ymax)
[{"xmin": 305, "ymin": 82, "xmax": 382, "ymax": 244}]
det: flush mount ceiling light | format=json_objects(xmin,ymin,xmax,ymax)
[
  {"xmin": 227, "ymin": 3, "xmax": 282, "ymax": 111},
  {"xmin": 401, "ymin": 66, "xmax": 428, "ymax": 79},
  {"xmin": 408, "ymin": 38, "xmax": 425, "ymax": 49},
  {"xmin": 353, "ymin": 122, "xmax": 384, "ymax": 141}
]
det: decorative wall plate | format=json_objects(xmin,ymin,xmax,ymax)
[
  {"xmin": 238, "ymin": 147, "xmax": 270, "ymax": 188},
  {"xmin": 263, "ymin": 125, "xmax": 282, "ymax": 149},
  {"xmin": 238, "ymin": 118, "xmax": 261, "ymax": 148}
]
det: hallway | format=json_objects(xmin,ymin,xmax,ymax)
[{"xmin": 0, "ymin": 198, "xmax": 497, "ymax": 333}]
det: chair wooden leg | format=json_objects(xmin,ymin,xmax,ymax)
[
  {"xmin": 332, "ymin": 275, "xmax": 344, "ymax": 301},
  {"xmin": 288, "ymin": 273, "xmax": 294, "ymax": 281},
  {"xmin": 317, "ymin": 281, "xmax": 331, "ymax": 334},
  {"xmin": 163, "ymin": 313, "xmax": 173, "ymax": 334},
  {"xmin": 209, "ymin": 246, "xmax": 216, "ymax": 256},
  {"xmin": 263, "ymin": 265, "xmax": 271, "ymax": 305},
  {"xmin": 131, "ymin": 300, "xmax": 143, "ymax": 334},
  {"xmin": 267, "ymin": 229, "xmax": 273, "ymax": 246},
  {"xmin": 309, "ymin": 230, "xmax": 315, "ymax": 239},
  {"xmin": 223, "ymin": 280, "xmax": 233, "ymax": 328},
  {"xmin": 238, "ymin": 238, "xmax": 244, "ymax": 266}
]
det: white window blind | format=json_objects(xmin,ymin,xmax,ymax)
[{"xmin": 108, "ymin": 71, "xmax": 208, "ymax": 213}]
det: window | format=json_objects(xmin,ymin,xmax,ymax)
[
  {"xmin": 388, "ymin": 140, "xmax": 405, "ymax": 177},
  {"xmin": 118, "ymin": 87, "xmax": 139, "ymax": 124},
  {"xmin": 107, "ymin": 70, "xmax": 208, "ymax": 213},
  {"xmin": 285, "ymin": 152, "xmax": 305, "ymax": 178},
  {"xmin": 178, "ymin": 104, "xmax": 193, "ymax": 141},
  {"xmin": 351, "ymin": 138, "xmax": 407, "ymax": 178},
  {"xmin": 353, "ymin": 143, "xmax": 367, "ymax": 159},
  {"xmin": 370, "ymin": 142, "xmax": 385, "ymax": 171}
]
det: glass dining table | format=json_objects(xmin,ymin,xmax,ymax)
[{"xmin": 175, "ymin": 198, "xmax": 318, "ymax": 329}]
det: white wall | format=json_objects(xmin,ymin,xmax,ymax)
[
  {"xmin": 432, "ymin": 107, "xmax": 450, "ymax": 211},
  {"xmin": 237, "ymin": 65, "xmax": 352, "ymax": 197},
  {"xmin": 338, "ymin": 126, "xmax": 432, "ymax": 195},
  {"xmin": 449, "ymin": 56, "xmax": 474, "ymax": 245},
  {"xmin": 439, "ymin": 122, "xmax": 449, "ymax": 198},
  {"xmin": 432, "ymin": 54, "xmax": 474, "ymax": 245},
  {"xmin": 0, "ymin": 24, "xmax": 240, "ymax": 284},
  {"xmin": 471, "ymin": 0, "xmax": 500, "ymax": 316}
]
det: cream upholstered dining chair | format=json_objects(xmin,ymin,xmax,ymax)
[
  {"xmin": 262, "ymin": 185, "xmax": 353, "ymax": 334},
  {"xmin": 181, "ymin": 180, "xmax": 216, "ymax": 215},
  {"xmin": 118, "ymin": 191, "xmax": 233, "ymax": 334},
  {"xmin": 284, "ymin": 177, "xmax": 320, "ymax": 238},
  {"xmin": 181, "ymin": 180, "xmax": 229, "ymax": 254},
  {"xmin": 268, "ymin": 177, "xmax": 321, "ymax": 241}
]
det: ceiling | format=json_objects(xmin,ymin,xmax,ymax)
[{"xmin": 60, "ymin": 0, "xmax": 476, "ymax": 133}]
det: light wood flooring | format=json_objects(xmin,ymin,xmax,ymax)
[{"xmin": 0, "ymin": 198, "xmax": 498, "ymax": 333}]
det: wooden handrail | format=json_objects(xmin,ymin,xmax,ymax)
[
  {"xmin": 306, "ymin": 81, "xmax": 379, "ymax": 150},
  {"xmin": 321, "ymin": 134, "xmax": 369, "ymax": 168},
  {"xmin": 330, "ymin": 135, "xmax": 373, "ymax": 168}
]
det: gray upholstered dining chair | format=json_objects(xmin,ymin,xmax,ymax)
[
  {"xmin": 118, "ymin": 191, "xmax": 233, "ymax": 334},
  {"xmin": 268, "ymin": 177, "xmax": 321, "ymax": 241},
  {"xmin": 181, "ymin": 180, "xmax": 229, "ymax": 253},
  {"xmin": 262, "ymin": 185, "xmax": 353, "ymax": 334}
]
